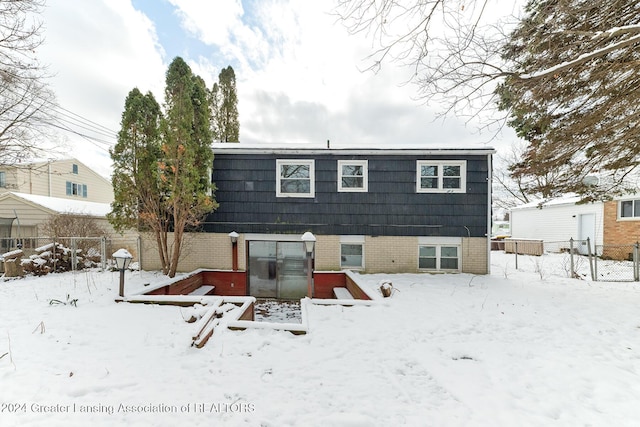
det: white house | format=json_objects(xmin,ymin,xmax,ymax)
[{"xmin": 509, "ymin": 196, "xmax": 604, "ymax": 254}]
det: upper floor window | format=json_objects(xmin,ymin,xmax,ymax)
[
  {"xmin": 72, "ymin": 163, "xmax": 79, "ymax": 174},
  {"xmin": 66, "ymin": 181, "xmax": 87, "ymax": 198},
  {"xmin": 620, "ymin": 199, "xmax": 640, "ymax": 219},
  {"xmin": 276, "ymin": 159, "xmax": 315, "ymax": 198},
  {"xmin": 0, "ymin": 171, "xmax": 5, "ymax": 188},
  {"xmin": 338, "ymin": 160, "xmax": 368, "ymax": 192},
  {"xmin": 417, "ymin": 160, "xmax": 466, "ymax": 193}
]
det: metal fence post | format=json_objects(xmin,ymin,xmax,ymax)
[
  {"xmin": 101, "ymin": 236, "xmax": 107, "ymax": 270},
  {"xmin": 587, "ymin": 238, "xmax": 596, "ymax": 281},
  {"xmin": 71, "ymin": 238, "xmax": 77, "ymax": 272},
  {"xmin": 137, "ymin": 235, "xmax": 142, "ymax": 269},
  {"xmin": 515, "ymin": 241, "xmax": 518, "ymax": 269},
  {"xmin": 569, "ymin": 238, "xmax": 575, "ymax": 278},
  {"xmin": 633, "ymin": 242, "xmax": 640, "ymax": 282}
]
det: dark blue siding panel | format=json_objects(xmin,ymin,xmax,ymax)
[{"xmin": 205, "ymin": 152, "xmax": 491, "ymax": 237}]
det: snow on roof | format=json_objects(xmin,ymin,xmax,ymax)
[
  {"xmin": 4, "ymin": 192, "xmax": 111, "ymax": 217},
  {"xmin": 511, "ymin": 195, "xmax": 588, "ymax": 211},
  {"xmin": 211, "ymin": 141, "xmax": 495, "ymax": 154}
]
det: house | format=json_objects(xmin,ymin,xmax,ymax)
[
  {"xmin": 140, "ymin": 143, "xmax": 495, "ymax": 299},
  {"xmin": 602, "ymin": 195, "xmax": 640, "ymax": 259},
  {"xmin": 0, "ymin": 158, "xmax": 114, "ymax": 204},
  {"xmin": 0, "ymin": 158, "xmax": 116, "ymax": 254},
  {"xmin": 0, "ymin": 191, "xmax": 112, "ymax": 249},
  {"xmin": 509, "ymin": 197, "xmax": 604, "ymax": 254}
]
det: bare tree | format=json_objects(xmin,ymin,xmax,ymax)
[
  {"xmin": 335, "ymin": 1, "xmax": 516, "ymax": 121},
  {"xmin": 493, "ymin": 141, "xmax": 564, "ymax": 210},
  {"xmin": 0, "ymin": 0, "xmax": 57, "ymax": 165},
  {"xmin": 336, "ymin": 1, "xmax": 640, "ymax": 200}
]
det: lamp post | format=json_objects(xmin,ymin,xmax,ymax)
[
  {"xmin": 228, "ymin": 231, "xmax": 239, "ymax": 271},
  {"xmin": 113, "ymin": 248, "xmax": 133, "ymax": 298},
  {"xmin": 301, "ymin": 232, "xmax": 316, "ymax": 298}
]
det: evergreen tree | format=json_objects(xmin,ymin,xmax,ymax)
[
  {"xmin": 210, "ymin": 66, "xmax": 239, "ymax": 142},
  {"xmin": 108, "ymin": 88, "xmax": 164, "ymax": 234},
  {"xmin": 337, "ymin": 0, "xmax": 640, "ymax": 200},
  {"xmin": 109, "ymin": 58, "xmax": 217, "ymax": 277},
  {"xmin": 160, "ymin": 57, "xmax": 217, "ymax": 277},
  {"xmin": 498, "ymin": 0, "xmax": 640, "ymax": 201}
]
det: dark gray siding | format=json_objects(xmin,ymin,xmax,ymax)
[{"xmin": 204, "ymin": 152, "xmax": 490, "ymax": 237}]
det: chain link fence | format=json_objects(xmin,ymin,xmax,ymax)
[
  {"xmin": 503, "ymin": 238, "xmax": 640, "ymax": 282},
  {"xmin": 0, "ymin": 236, "xmax": 141, "ymax": 273}
]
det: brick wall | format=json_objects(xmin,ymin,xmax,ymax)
[
  {"xmin": 314, "ymin": 235, "xmax": 340, "ymax": 270},
  {"xmin": 141, "ymin": 232, "xmax": 244, "ymax": 271},
  {"xmin": 462, "ymin": 237, "xmax": 489, "ymax": 274},
  {"xmin": 603, "ymin": 201, "xmax": 640, "ymax": 245},
  {"xmin": 140, "ymin": 232, "xmax": 489, "ymax": 274},
  {"xmin": 364, "ymin": 236, "xmax": 417, "ymax": 273}
]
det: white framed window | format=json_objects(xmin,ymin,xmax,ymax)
[
  {"xmin": 340, "ymin": 235, "xmax": 365, "ymax": 269},
  {"xmin": 418, "ymin": 237, "xmax": 461, "ymax": 271},
  {"xmin": 619, "ymin": 199, "xmax": 640, "ymax": 220},
  {"xmin": 338, "ymin": 160, "xmax": 368, "ymax": 192},
  {"xmin": 0, "ymin": 171, "xmax": 5, "ymax": 188},
  {"xmin": 276, "ymin": 159, "xmax": 315, "ymax": 198},
  {"xmin": 66, "ymin": 181, "xmax": 87, "ymax": 198},
  {"xmin": 417, "ymin": 160, "xmax": 466, "ymax": 193}
]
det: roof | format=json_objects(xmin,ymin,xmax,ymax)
[
  {"xmin": 211, "ymin": 142, "xmax": 495, "ymax": 156},
  {"xmin": 510, "ymin": 195, "xmax": 598, "ymax": 211},
  {"xmin": 6, "ymin": 157, "xmax": 112, "ymax": 184},
  {"xmin": 0, "ymin": 192, "xmax": 111, "ymax": 217}
]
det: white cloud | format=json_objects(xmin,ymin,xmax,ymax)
[
  {"xmin": 36, "ymin": 0, "xmax": 522, "ymax": 179},
  {"xmin": 39, "ymin": 0, "xmax": 166, "ymax": 178}
]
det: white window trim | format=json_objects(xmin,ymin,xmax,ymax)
[
  {"xmin": 416, "ymin": 160, "xmax": 467, "ymax": 193},
  {"xmin": 417, "ymin": 237, "xmax": 462, "ymax": 272},
  {"xmin": 338, "ymin": 160, "xmax": 368, "ymax": 192},
  {"xmin": 340, "ymin": 235, "xmax": 365, "ymax": 270},
  {"xmin": 618, "ymin": 198, "xmax": 640, "ymax": 221},
  {"xmin": 276, "ymin": 159, "xmax": 315, "ymax": 198}
]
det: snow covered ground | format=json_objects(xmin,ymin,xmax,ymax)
[{"xmin": 1, "ymin": 251, "xmax": 640, "ymax": 426}]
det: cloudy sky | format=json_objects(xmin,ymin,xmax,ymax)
[{"xmin": 37, "ymin": 0, "xmax": 522, "ymax": 179}]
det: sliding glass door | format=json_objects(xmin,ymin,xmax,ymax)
[{"xmin": 248, "ymin": 241, "xmax": 308, "ymax": 299}]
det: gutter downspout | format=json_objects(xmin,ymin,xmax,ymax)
[
  {"xmin": 487, "ymin": 153, "xmax": 493, "ymax": 275},
  {"xmin": 48, "ymin": 161, "xmax": 52, "ymax": 196}
]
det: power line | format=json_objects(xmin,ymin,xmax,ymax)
[{"xmin": 2, "ymin": 79, "xmax": 119, "ymax": 146}]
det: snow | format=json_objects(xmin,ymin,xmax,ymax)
[
  {"xmin": 2, "ymin": 252, "xmax": 640, "ymax": 426},
  {"xmin": 4, "ymin": 192, "xmax": 111, "ymax": 217},
  {"xmin": 111, "ymin": 249, "xmax": 132, "ymax": 259}
]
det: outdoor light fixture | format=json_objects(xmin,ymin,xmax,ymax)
[
  {"xmin": 301, "ymin": 232, "xmax": 316, "ymax": 298},
  {"xmin": 113, "ymin": 248, "xmax": 133, "ymax": 298},
  {"xmin": 301, "ymin": 231, "xmax": 316, "ymax": 255},
  {"xmin": 229, "ymin": 231, "xmax": 239, "ymax": 271}
]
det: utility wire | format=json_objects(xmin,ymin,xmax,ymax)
[{"xmin": 2, "ymin": 79, "xmax": 119, "ymax": 146}]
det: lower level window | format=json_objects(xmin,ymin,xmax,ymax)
[
  {"xmin": 341, "ymin": 243, "xmax": 364, "ymax": 269},
  {"xmin": 419, "ymin": 245, "xmax": 459, "ymax": 271}
]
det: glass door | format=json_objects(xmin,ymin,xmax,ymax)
[
  {"xmin": 248, "ymin": 240, "xmax": 309, "ymax": 299},
  {"xmin": 248, "ymin": 241, "xmax": 277, "ymax": 298},
  {"xmin": 276, "ymin": 242, "xmax": 308, "ymax": 299}
]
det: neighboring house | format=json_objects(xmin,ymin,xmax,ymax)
[
  {"xmin": 139, "ymin": 143, "xmax": 495, "ymax": 299},
  {"xmin": 603, "ymin": 195, "xmax": 640, "ymax": 258},
  {"xmin": 0, "ymin": 158, "xmax": 113, "ymax": 204},
  {"xmin": 510, "ymin": 197, "xmax": 604, "ymax": 254},
  {"xmin": 0, "ymin": 192, "xmax": 113, "ymax": 252}
]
